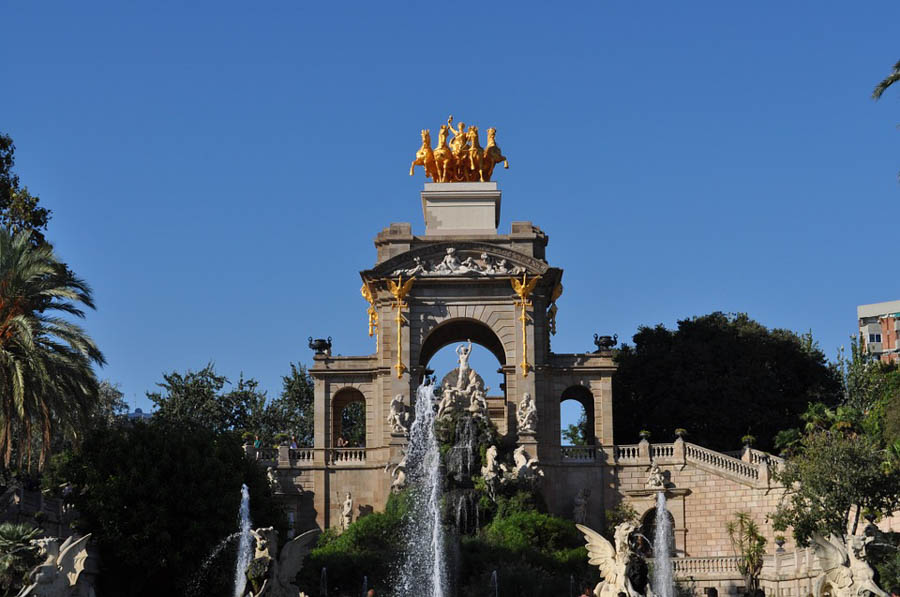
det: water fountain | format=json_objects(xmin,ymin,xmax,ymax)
[
  {"xmin": 395, "ymin": 382, "xmax": 447, "ymax": 597},
  {"xmin": 652, "ymin": 491, "xmax": 674, "ymax": 597},
  {"xmin": 490, "ymin": 569, "xmax": 499, "ymax": 597},
  {"xmin": 234, "ymin": 483, "xmax": 253, "ymax": 597}
]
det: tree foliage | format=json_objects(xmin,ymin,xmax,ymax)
[
  {"xmin": 772, "ymin": 430, "xmax": 900, "ymax": 545},
  {"xmin": 45, "ymin": 418, "xmax": 285, "ymax": 597},
  {"xmin": 0, "ymin": 135, "xmax": 51, "ymax": 247},
  {"xmin": 613, "ymin": 312, "xmax": 841, "ymax": 451},
  {"xmin": 148, "ymin": 363, "xmax": 320, "ymax": 445},
  {"xmin": 0, "ymin": 522, "xmax": 41, "ymax": 597},
  {"xmin": 872, "ymin": 59, "xmax": 900, "ymax": 101},
  {"xmin": 0, "ymin": 229, "xmax": 105, "ymax": 471},
  {"xmin": 726, "ymin": 512, "xmax": 766, "ymax": 595}
]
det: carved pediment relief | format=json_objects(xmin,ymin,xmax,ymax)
[{"xmin": 367, "ymin": 242, "xmax": 548, "ymax": 279}]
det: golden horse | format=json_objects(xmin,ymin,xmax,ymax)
[
  {"xmin": 433, "ymin": 124, "xmax": 455, "ymax": 182},
  {"xmin": 409, "ymin": 129, "xmax": 437, "ymax": 181},
  {"xmin": 466, "ymin": 126, "xmax": 484, "ymax": 182},
  {"xmin": 481, "ymin": 127, "xmax": 509, "ymax": 182}
]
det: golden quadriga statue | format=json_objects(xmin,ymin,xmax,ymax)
[{"xmin": 409, "ymin": 115, "xmax": 509, "ymax": 183}]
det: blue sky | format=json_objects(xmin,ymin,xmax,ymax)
[{"xmin": 2, "ymin": 2, "xmax": 898, "ymax": 429}]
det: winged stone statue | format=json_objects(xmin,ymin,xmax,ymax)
[
  {"xmin": 576, "ymin": 522, "xmax": 652, "ymax": 597},
  {"xmin": 811, "ymin": 532, "xmax": 888, "ymax": 597},
  {"xmin": 18, "ymin": 534, "xmax": 94, "ymax": 597},
  {"xmin": 244, "ymin": 527, "xmax": 320, "ymax": 597}
]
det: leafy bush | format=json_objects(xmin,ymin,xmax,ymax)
[
  {"xmin": 0, "ymin": 523, "xmax": 41, "ymax": 597},
  {"xmin": 45, "ymin": 419, "xmax": 285, "ymax": 597}
]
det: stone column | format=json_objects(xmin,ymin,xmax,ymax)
[{"xmin": 638, "ymin": 437, "xmax": 651, "ymax": 465}]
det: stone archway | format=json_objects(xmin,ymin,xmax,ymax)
[
  {"xmin": 639, "ymin": 505, "xmax": 676, "ymax": 557},
  {"xmin": 561, "ymin": 385, "xmax": 595, "ymax": 445},
  {"xmin": 331, "ymin": 388, "xmax": 366, "ymax": 447},
  {"xmin": 418, "ymin": 317, "xmax": 507, "ymax": 367}
]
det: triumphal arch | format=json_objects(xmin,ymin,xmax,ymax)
[
  {"xmin": 264, "ymin": 119, "xmax": 829, "ymax": 597},
  {"xmin": 302, "ymin": 178, "xmax": 615, "ymax": 525}
]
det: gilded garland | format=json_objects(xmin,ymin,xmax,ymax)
[{"xmin": 410, "ymin": 115, "xmax": 509, "ymax": 183}]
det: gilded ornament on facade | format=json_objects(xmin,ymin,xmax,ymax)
[
  {"xmin": 360, "ymin": 280, "xmax": 379, "ymax": 350},
  {"xmin": 388, "ymin": 275, "xmax": 415, "ymax": 379},
  {"xmin": 410, "ymin": 115, "xmax": 509, "ymax": 183},
  {"xmin": 510, "ymin": 273, "xmax": 540, "ymax": 376}
]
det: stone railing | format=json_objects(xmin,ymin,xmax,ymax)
[
  {"xmin": 648, "ymin": 556, "xmax": 742, "ymax": 576},
  {"xmin": 329, "ymin": 448, "xmax": 366, "ymax": 464},
  {"xmin": 652, "ymin": 444, "xmax": 674, "ymax": 459},
  {"xmin": 615, "ymin": 444, "xmax": 641, "ymax": 462},
  {"xmin": 257, "ymin": 447, "xmax": 278, "ymax": 462},
  {"xmin": 684, "ymin": 442, "xmax": 758, "ymax": 481},
  {"xmin": 290, "ymin": 449, "xmax": 314, "ymax": 463},
  {"xmin": 561, "ymin": 445, "xmax": 597, "ymax": 462}
]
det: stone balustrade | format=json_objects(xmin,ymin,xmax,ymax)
[
  {"xmin": 328, "ymin": 448, "xmax": 367, "ymax": 465},
  {"xmin": 652, "ymin": 555, "xmax": 743, "ymax": 576},
  {"xmin": 615, "ymin": 444, "xmax": 641, "ymax": 462},
  {"xmin": 560, "ymin": 445, "xmax": 597, "ymax": 462},
  {"xmin": 652, "ymin": 444, "xmax": 675, "ymax": 459},
  {"xmin": 684, "ymin": 442, "xmax": 759, "ymax": 481},
  {"xmin": 289, "ymin": 448, "xmax": 314, "ymax": 463}
]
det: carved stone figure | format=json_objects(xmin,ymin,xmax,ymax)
[
  {"xmin": 577, "ymin": 522, "xmax": 651, "ymax": 597},
  {"xmin": 455, "ymin": 340, "xmax": 472, "ymax": 389},
  {"xmin": 244, "ymin": 527, "xmax": 320, "ymax": 597},
  {"xmin": 573, "ymin": 488, "xmax": 591, "ymax": 525},
  {"xmin": 266, "ymin": 467, "xmax": 280, "ymax": 493},
  {"xmin": 386, "ymin": 453, "xmax": 408, "ymax": 492},
  {"xmin": 340, "ymin": 492, "xmax": 353, "ymax": 531},
  {"xmin": 435, "ymin": 345, "xmax": 490, "ymax": 423},
  {"xmin": 516, "ymin": 392, "xmax": 538, "ymax": 434},
  {"xmin": 481, "ymin": 445, "xmax": 501, "ymax": 485},
  {"xmin": 812, "ymin": 530, "xmax": 888, "ymax": 597},
  {"xmin": 391, "ymin": 248, "xmax": 526, "ymax": 277},
  {"xmin": 387, "ymin": 394, "xmax": 411, "ymax": 435},
  {"xmin": 18, "ymin": 534, "xmax": 95, "ymax": 597},
  {"xmin": 503, "ymin": 445, "xmax": 543, "ymax": 483},
  {"xmin": 646, "ymin": 461, "xmax": 666, "ymax": 490}
]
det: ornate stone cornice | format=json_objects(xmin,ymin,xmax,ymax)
[{"xmin": 363, "ymin": 241, "xmax": 549, "ymax": 280}]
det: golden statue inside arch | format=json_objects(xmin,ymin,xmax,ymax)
[{"xmin": 409, "ymin": 115, "xmax": 509, "ymax": 183}]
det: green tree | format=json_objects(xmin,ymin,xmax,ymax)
[
  {"xmin": 0, "ymin": 522, "xmax": 41, "ymax": 597},
  {"xmin": 772, "ymin": 430, "xmax": 900, "ymax": 545},
  {"xmin": 0, "ymin": 229, "xmax": 105, "ymax": 470},
  {"xmin": 148, "ymin": 365, "xmax": 267, "ymax": 435},
  {"xmin": 340, "ymin": 401, "xmax": 365, "ymax": 446},
  {"xmin": 88, "ymin": 380, "xmax": 129, "ymax": 427},
  {"xmin": 562, "ymin": 410, "xmax": 590, "ymax": 446},
  {"xmin": 726, "ymin": 512, "xmax": 766, "ymax": 596},
  {"xmin": 873, "ymin": 59, "xmax": 900, "ymax": 100},
  {"xmin": 613, "ymin": 312, "xmax": 841, "ymax": 451},
  {"xmin": 0, "ymin": 135, "xmax": 51, "ymax": 247},
  {"xmin": 45, "ymin": 418, "xmax": 285, "ymax": 597},
  {"xmin": 267, "ymin": 362, "xmax": 315, "ymax": 446}
]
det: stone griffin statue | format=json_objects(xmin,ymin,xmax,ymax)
[
  {"xmin": 17, "ymin": 534, "xmax": 95, "ymax": 597},
  {"xmin": 500, "ymin": 445, "xmax": 543, "ymax": 485},
  {"xmin": 409, "ymin": 115, "xmax": 509, "ymax": 182},
  {"xmin": 516, "ymin": 392, "xmax": 538, "ymax": 435},
  {"xmin": 243, "ymin": 527, "xmax": 320, "ymax": 597},
  {"xmin": 811, "ymin": 531, "xmax": 888, "ymax": 597},
  {"xmin": 576, "ymin": 522, "xmax": 652, "ymax": 597}
]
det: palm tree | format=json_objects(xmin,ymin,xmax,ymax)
[
  {"xmin": 0, "ymin": 522, "xmax": 41, "ymax": 595},
  {"xmin": 872, "ymin": 59, "xmax": 900, "ymax": 100},
  {"xmin": 0, "ymin": 229, "xmax": 105, "ymax": 470}
]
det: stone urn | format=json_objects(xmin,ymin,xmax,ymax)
[{"xmin": 308, "ymin": 336, "xmax": 332, "ymax": 355}]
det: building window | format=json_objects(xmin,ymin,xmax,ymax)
[{"xmin": 870, "ymin": 334, "xmax": 882, "ymax": 343}]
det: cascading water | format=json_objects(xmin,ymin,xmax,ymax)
[
  {"xmin": 652, "ymin": 491, "xmax": 674, "ymax": 597},
  {"xmin": 233, "ymin": 484, "xmax": 253, "ymax": 597},
  {"xmin": 395, "ymin": 382, "xmax": 447, "ymax": 597}
]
